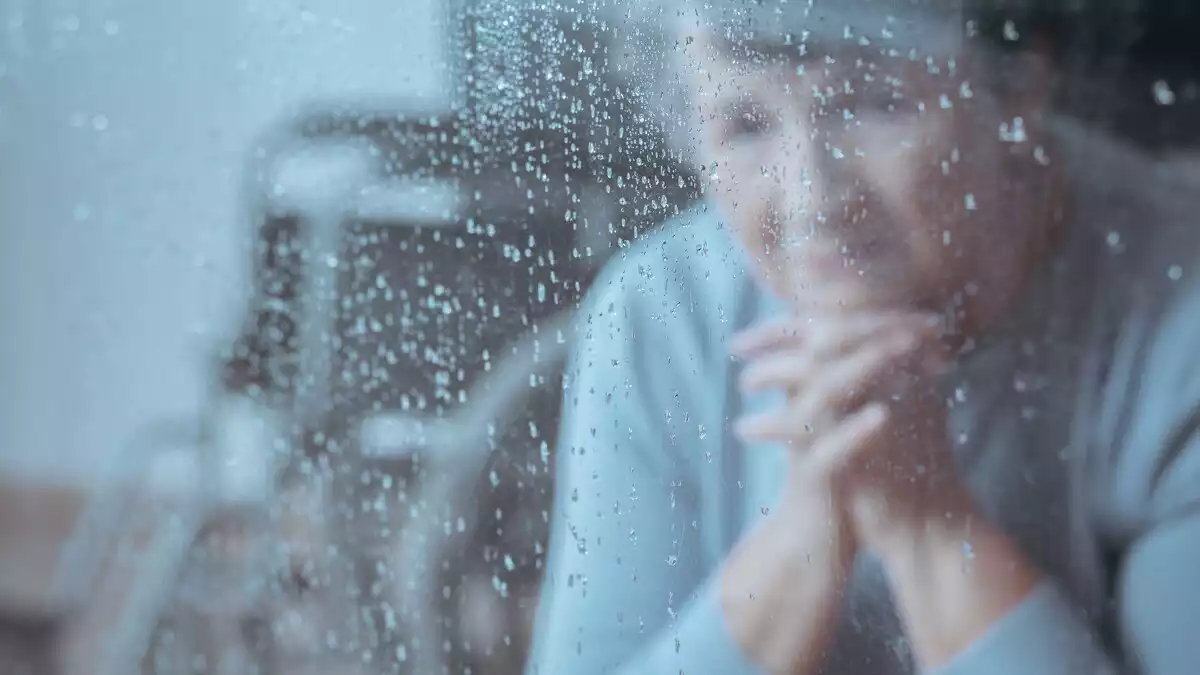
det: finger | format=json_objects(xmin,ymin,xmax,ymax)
[
  {"xmin": 731, "ymin": 318, "xmax": 810, "ymax": 358},
  {"xmin": 802, "ymin": 331, "xmax": 920, "ymax": 410},
  {"xmin": 732, "ymin": 311, "xmax": 935, "ymax": 359},
  {"xmin": 808, "ymin": 403, "xmax": 890, "ymax": 479},
  {"xmin": 871, "ymin": 336, "xmax": 955, "ymax": 403},
  {"xmin": 739, "ymin": 324, "xmax": 927, "ymax": 392},
  {"xmin": 791, "ymin": 285, "xmax": 884, "ymax": 315},
  {"xmin": 732, "ymin": 313, "xmax": 913, "ymax": 357},
  {"xmin": 734, "ymin": 333, "xmax": 915, "ymax": 442},
  {"xmin": 739, "ymin": 349, "xmax": 819, "ymax": 393},
  {"xmin": 734, "ymin": 393, "xmax": 825, "ymax": 444}
]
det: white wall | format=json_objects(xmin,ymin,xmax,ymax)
[{"xmin": 0, "ymin": 0, "xmax": 449, "ymax": 478}]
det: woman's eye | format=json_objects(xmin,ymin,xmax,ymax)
[
  {"xmin": 725, "ymin": 107, "xmax": 774, "ymax": 139},
  {"xmin": 859, "ymin": 87, "xmax": 915, "ymax": 116}
]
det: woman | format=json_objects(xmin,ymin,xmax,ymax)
[{"xmin": 526, "ymin": 1, "xmax": 1200, "ymax": 673}]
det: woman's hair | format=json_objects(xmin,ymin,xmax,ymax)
[{"xmin": 609, "ymin": 0, "xmax": 1145, "ymax": 163}]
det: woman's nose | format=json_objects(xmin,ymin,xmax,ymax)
[
  {"xmin": 772, "ymin": 138, "xmax": 869, "ymax": 240},
  {"xmin": 768, "ymin": 136, "xmax": 825, "ymax": 232}
]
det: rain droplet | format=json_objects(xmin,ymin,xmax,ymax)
[
  {"xmin": 492, "ymin": 574, "xmax": 510, "ymax": 598},
  {"xmin": 1168, "ymin": 265, "xmax": 1183, "ymax": 281},
  {"xmin": 1153, "ymin": 80, "xmax": 1176, "ymax": 106}
]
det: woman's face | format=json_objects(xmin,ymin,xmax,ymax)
[{"xmin": 686, "ymin": 28, "xmax": 1049, "ymax": 314}]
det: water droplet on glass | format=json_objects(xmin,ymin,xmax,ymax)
[{"xmin": 1153, "ymin": 80, "xmax": 1176, "ymax": 106}]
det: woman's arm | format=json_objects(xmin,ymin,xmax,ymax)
[
  {"xmin": 866, "ymin": 492, "xmax": 1200, "ymax": 675},
  {"xmin": 525, "ymin": 275, "xmax": 854, "ymax": 675},
  {"xmin": 865, "ymin": 274, "xmax": 1200, "ymax": 674}
]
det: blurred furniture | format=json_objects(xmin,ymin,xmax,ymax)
[
  {"xmin": 217, "ymin": 0, "xmax": 703, "ymax": 660},
  {"xmin": 212, "ymin": 3, "xmax": 699, "ymax": 673},
  {"xmin": 220, "ymin": 80, "xmax": 694, "ymax": 674},
  {"xmin": 0, "ymin": 421, "xmax": 215, "ymax": 675}
]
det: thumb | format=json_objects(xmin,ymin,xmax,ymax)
[{"xmin": 808, "ymin": 402, "xmax": 890, "ymax": 482}]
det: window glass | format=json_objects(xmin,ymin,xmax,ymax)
[{"xmin": 0, "ymin": 1, "xmax": 1197, "ymax": 674}]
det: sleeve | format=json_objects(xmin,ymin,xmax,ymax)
[
  {"xmin": 929, "ymin": 273, "xmax": 1200, "ymax": 675},
  {"xmin": 523, "ymin": 268, "xmax": 765, "ymax": 675}
]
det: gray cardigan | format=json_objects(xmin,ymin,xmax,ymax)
[{"xmin": 526, "ymin": 125, "xmax": 1200, "ymax": 674}]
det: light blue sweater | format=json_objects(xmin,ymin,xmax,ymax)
[{"xmin": 526, "ymin": 126, "xmax": 1200, "ymax": 674}]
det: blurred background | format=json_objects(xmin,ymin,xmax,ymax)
[{"xmin": 0, "ymin": 0, "xmax": 1196, "ymax": 673}]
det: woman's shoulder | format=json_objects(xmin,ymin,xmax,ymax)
[
  {"xmin": 1060, "ymin": 129, "xmax": 1200, "ymax": 539},
  {"xmin": 1055, "ymin": 120, "xmax": 1200, "ymax": 306},
  {"xmin": 579, "ymin": 201, "xmax": 762, "ymax": 349}
]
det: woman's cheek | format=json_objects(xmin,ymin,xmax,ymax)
[{"xmin": 711, "ymin": 155, "xmax": 764, "ymax": 245}]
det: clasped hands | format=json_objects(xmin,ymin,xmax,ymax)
[{"xmin": 732, "ymin": 308, "xmax": 972, "ymax": 555}]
